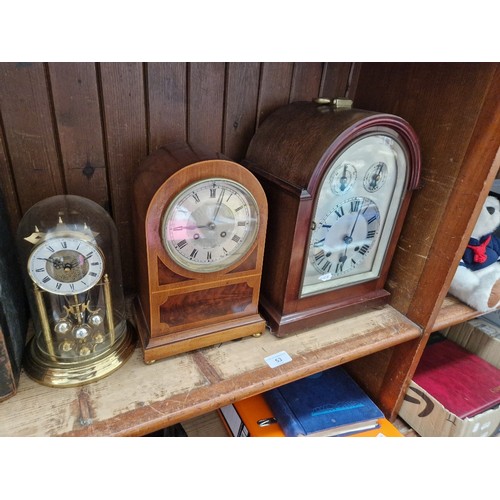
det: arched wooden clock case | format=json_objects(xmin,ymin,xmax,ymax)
[
  {"xmin": 132, "ymin": 142, "xmax": 268, "ymax": 363},
  {"xmin": 243, "ymin": 99, "xmax": 421, "ymax": 337}
]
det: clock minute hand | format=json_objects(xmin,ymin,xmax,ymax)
[{"xmin": 212, "ymin": 188, "xmax": 225, "ymax": 222}]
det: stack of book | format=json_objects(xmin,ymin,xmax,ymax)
[{"xmin": 219, "ymin": 366, "xmax": 403, "ymax": 437}]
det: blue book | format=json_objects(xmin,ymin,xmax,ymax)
[{"xmin": 264, "ymin": 366, "xmax": 384, "ymax": 437}]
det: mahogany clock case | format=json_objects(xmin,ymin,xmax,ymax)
[
  {"xmin": 132, "ymin": 142, "xmax": 268, "ymax": 363},
  {"xmin": 243, "ymin": 101, "xmax": 421, "ymax": 336}
]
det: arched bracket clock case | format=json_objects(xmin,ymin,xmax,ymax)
[
  {"xmin": 243, "ymin": 98, "xmax": 421, "ymax": 337},
  {"xmin": 132, "ymin": 142, "xmax": 268, "ymax": 363}
]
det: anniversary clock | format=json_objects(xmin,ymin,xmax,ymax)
[
  {"xmin": 17, "ymin": 195, "xmax": 135, "ymax": 386},
  {"xmin": 243, "ymin": 98, "xmax": 421, "ymax": 336},
  {"xmin": 132, "ymin": 142, "xmax": 268, "ymax": 363}
]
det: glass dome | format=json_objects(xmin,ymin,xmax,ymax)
[{"xmin": 17, "ymin": 195, "xmax": 135, "ymax": 387}]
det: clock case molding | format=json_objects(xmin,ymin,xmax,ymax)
[
  {"xmin": 132, "ymin": 142, "xmax": 268, "ymax": 363},
  {"xmin": 244, "ymin": 101, "xmax": 421, "ymax": 336}
]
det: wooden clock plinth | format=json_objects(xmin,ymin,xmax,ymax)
[{"xmin": 132, "ymin": 142, "xmax": 268, "ymax": 363}]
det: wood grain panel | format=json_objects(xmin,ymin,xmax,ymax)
[
  {"xmin": 99, "ymin": 62, "xmax": 148, "ymax": 292},
  {"xmin": 255, "ymin": 62, "xmax": 294, "ymax": 127},
  {"xmin": 147, "ymin": 62, "xmax": 187, "ymax": 151},
  {"xmin": 0, "ymin": 62, "xmax": 64, "ymax": 212},
  {"xmin": 319, "ymin": 62, "xmax": 353, "ymax": 98},
  {"xmin": 289, "ymin": 62, "xmax": 324, "ymax": 102},
  {"xmin": 48, "ymin": 62, "xmax": 109, "ymax": 208},
  {"xmin": 188, "ymin": 62, "xmax": 225, "ymax": 152},
  {"xmin": 223, "ymin": 63, "xmax": 260, "ymax": 161},
  {"xmin": 0, "ymin": 131, "xmax": 20, "ymax": 231}
]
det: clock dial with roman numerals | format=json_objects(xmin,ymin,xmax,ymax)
[
  {"xmin": 161, "ymin": 178, "xmax": 260, "ymax": 273},
  {"xmin": 300, "ymin": 132, "xmax": 409, "ymax": 297},
  {"xmin": 27, "ymin": 236, "xmax": 104, "ymax": 295},
  {"xmin": 310, "ymin": 196, "xmax": 380, "ymax": 277}
]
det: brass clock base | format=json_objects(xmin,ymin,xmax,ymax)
[{"xmin": 23, "ymin": 323, "xmax": 136, "ymax": 387}]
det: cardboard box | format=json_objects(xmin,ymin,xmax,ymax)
[
  {"xmin": 442, "ymin": 317, "xmax": 500, "ymax": 369},
  {"xmin": 399, "ymin": 379, "xmax": 500, "ymax": 437}
]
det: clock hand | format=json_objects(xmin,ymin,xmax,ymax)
[
  {"xmin": 39, "ymin": 257, "xmax": 64, "ymax": 269},
  {"xmin": 339, "ymin": 165, "xmax": 348, "ymax": 191},
  {"xmin": 370, "ymin": 163, "xmax": 384, "ymax": 189},
  {"xmin": 212, "ymin": 188, "xmax": 225, "ymax": 222}
]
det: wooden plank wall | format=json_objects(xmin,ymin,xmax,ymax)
[{"xmin": 0, "ymin": 62, "xmax": 356, "ymax": 292}]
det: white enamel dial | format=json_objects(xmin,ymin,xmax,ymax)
[
  {"xmin": 161, "ymin": 178, "xmax": 259, "ymax": 273},
  {"xmin": 301, "ymin": 133, "xmax": 408, "ymax": 297},
  {"xmin": 310, "ymin": 197, "xmax": 381, "ymax": 276},
  {"xmin": 28, "ymin": 236, "xmax": 104, "ymax": 295}
]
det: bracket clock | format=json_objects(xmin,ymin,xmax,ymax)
[
  {"xmin": 17, "ymin": 195, "xmax": 135, "ymax": 386},
  {"xmin": 243, "ymin": 98, "xmax": 421, "ymax": 337},
  {"xmin": 132, "ymin": 142, "xmax": 268, "ymax": 363}
]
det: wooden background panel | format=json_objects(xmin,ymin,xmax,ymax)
[
  {"xmin": 99, "ymin": 62, "xmax": 148, "ymax": 291},
  {"xmin": 147, "ymin": 62, "xmax": 187, "ymax": 151},
  {"xmin": 256, "ymin": 62, "xmax": 294, "ymax": 127},
  {"xmin": 222, "ymin": 62, "xmax": 261, "ymax": 160},
  {"xmin": 0, "ymin": 63, "xmax": 64, "ymax": 213},
  {"xmin": 188, "ymin": 62, "xmax": 225, "ymax": 152},
  {"xmin": 0, "ymin": 132, "xmax": 20, "ymax": 233},
  {"xmin": 48, "ymin": 62, "xmax": 109, "ymax": 208},
  {"xmin": 0, "ymin": 62, "xmax": 346, "ymax": 293}
]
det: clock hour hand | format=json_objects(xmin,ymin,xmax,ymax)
[{"xmin": 38, "ymin": 256, "xmax": 64, "ymax": 269}]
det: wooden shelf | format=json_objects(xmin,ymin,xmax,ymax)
[
  {"xmin": 432, "ymin": 295, "xmax": 486, "ymax": 333},
  {"xmin": 0, "ymin": 304, "xmax": 420, "ymax": 436}
]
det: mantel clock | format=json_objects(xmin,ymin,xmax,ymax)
[
  {"xmin": 243, "ymin": 98, "xmax": 421, "ymax": 336},
  {"xmin": 17, "ymin": 195, "xmax": 135, "ymax": 386},
  {"xmin": 132, "ymin": 142, "xmax": 268, "ymax": 363}
]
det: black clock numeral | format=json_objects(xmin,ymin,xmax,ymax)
[
  {"xmin": 70, "ymin": 283, "xmax": 75, "ymax": 291},
  {"xmin": 86, "ymin": 252, "xmax": 94, "ymax": 260},
  {"xmin": 177, "ymin": 240, "xmax": 188, "ymax": 249},
  {"xmin": 350, "ymin": 200, "xmax": 361, "ymax": 213},
  {"xmin": 56, "ymin": 283, "xmax": 62, "ymax": 290},
  {"xmin": 91, "ymin": 262, "xmax": 100, "ymax": 266},
  {"xmin": 321, "ymin": 261, "xmax": 332, "ymax": 273},
  {"xmin": 358, "ymin": 244, "xmax": 370, "ymax": 255},
  {"xmin": 367, "ymin": 230, "xmax": 376, "ymax": 239},
  {"xmin": 314, "ymin": 250, "xmax": 325, "ymax": 262},
  {"xmin": 321, "ymin": 224, "xmax": 332, "ymax": 229},
  {"xmin": 42, "ymin": 276, "xmax": 51, "ymax": 283},
  {"xmin": 207, "ymin": 251, "xmax": 212, "ymax": 261},
  {"xmin": 192, "ymin": 193, "xmax": 200, "ymax": 203},
  {"xmin": 89, "ymin": 272, "xmax": 98, "ymax": 277},
  {"xmin": 367, "ymin": 214, "xmax": 378, "ymax": 225},
  {"xmin": 232, "ymin": 235, "xmax": 241, "ymax": 243},
  {"xmin": 235, "ymin": 206, "xmax": 244, "ymax": 212},
  {"xmin": 60, "ymin": 241, "xmax": 67, "ymax": 249},
  {"xmin": 334, "ymin": 206, "xmax": 345, "ymax": 218},
  {"xmin": 313, "ymin": 238, "xmax": 325, "ymax": 248},
  {"xmin": 190, "ymin": 249, "xmax": 198, "ymax": 259},
  {"xmin": 237, "ymin": 221, "xmax": 247, "ymax": 226},
  {"xmin": 210, "ymin": 188, "xmax": 216, "ymax": 198},
  {"xmin": 46, "ymin": 245, "xmax": 54, "ymax": 253},
  {"xmin": 222, "ymin": 247, "xmax": 228, "ymax": 255},
  {"xmin": 35, "ymin": 267, "xmax": 44, "ymax": 272}
]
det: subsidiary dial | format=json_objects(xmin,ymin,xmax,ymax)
[
  {"xmin": 329, "ymin": 162, "xmax": 357, "ymax": 194},
  {"xmin": 310, "ymin": 197, "xmax": 380, "ymax": 277},
  {"xmin": 364, "ymin": 161, "xmax": 388, "ymax": 192}
]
